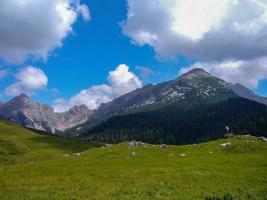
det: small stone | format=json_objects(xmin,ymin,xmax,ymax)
[
  {"xmin": 160, "ymin": 144, "xmax": 167, "ymax": 148},
  {"xmin": 180, "ymin": 153, "xmax": 186, "ymax": 157},
  {"xmin": 128, "ymin": 141, "xmax": 145, "ymax": 148},
  {"xmin": 131, "ymin": 152, "xmax": 136, "ymax": 157},
  {"xmin": 220, "ymin": 142, "xmax": 231, "ymax": 148},
  {"xmin": 73, "ymin": 153, "xmax": 81, "ymax": 157}
]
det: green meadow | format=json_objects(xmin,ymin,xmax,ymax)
[{"xmin": 0, "ymin": 120, "xmax": 266, "ymax": 200}]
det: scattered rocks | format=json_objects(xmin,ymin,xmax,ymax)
[
  {"xmin": 234, "ymin": 135, "xmax": 252, "ymax": 139},
  {"xmin": 220, "ymin": 142, "xmax": 231, "ymax": 148},
  {"xmin": 128, "ymin": 141, "xmax": 145, "ymax": 148},
  {"xmin": 160, "ymin": 144, "xmax": 167, "ymax": 149},
  {"xmin": 180, "ymin": 153, "xmax": 186, "ymax": 157},
  {"xmin": 257, "ymin": 136, "xmax": 267, "ymax": 142}
]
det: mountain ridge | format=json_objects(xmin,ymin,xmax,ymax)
[
  {"xmin": 0, "ymin": 94, "xmax": 93, "ymax": 133},
  {"xmin": 231, "ymin": 83, "xmax": 267, "ymax": 106}
]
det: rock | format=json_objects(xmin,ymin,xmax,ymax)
[
  {"xmin": 131, "ymin": 152, "xmax": 136, "ymax": 157},
  {"xmin": 73, "ymin": 153, "xmax": 81, "ymax": 157},
  {"xmin": 209, "ymin": 151, "xmax": 213, "ymax": 154},
  {"xmin": 257, "ymin": 136, "xmax": 267, "ymax": 142},
  {"xmin": 220, "ymin": 142, "xmax": 231, "ymax": 148},
  {"xmin": 128, "ymin": 141, "xmax": 145, "ymax": 148},
  {"xmin": 160, "ymin": 144, "xmax": 167, "ymax": 148},
  {"xmin": 180, "ymin": 153, "xmax": 186, "ymax": 157},
  {"xmin": 245, "ymin": 140, "xmax": 255, "ymax": 143},
  {"xmin": 105, "ymin": 144, "xmax": 112, "ymax": 147}
]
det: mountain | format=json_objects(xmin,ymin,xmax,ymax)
[
  {"xmin": 75, "ymin": 68, "xmax": 267, "ymax": 144},
  {"xmin": 92, "ymin": 68, "xmax": 235, "ymax": 120},
  {"xmin": 0, "ymin": 94, "xmax": 93, "ymax": 133},
  {"xmin": 231, "ymin": 83, "xmax": 267, "ymax": 106}
]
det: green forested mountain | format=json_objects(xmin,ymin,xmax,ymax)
[{"xmin": 83, "ymin": 97, "xmax": 267, "ymax": 144}]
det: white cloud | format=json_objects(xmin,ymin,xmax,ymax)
[
  {"xmin": 108, "ymin": 64, "xmax": 142, "ymax": 97},
  {"xmin": 53, "ymin": 64, "xmax": 142, "ymax": 112},
  {"xmin": 77, "ymin": 4, "xmax": 91, "ymax": 21},
  {"xmin": 0, "ymin": 0, "xmax": 90, "ymax": 63},
  {"xmin": 122, "ymin": 0, "xmax": 267, "ymax": 61},
  {"xmin": 5, "ymin": 66, "xmax": 48, "ymax": 96},
  {"xmin": 179, "ymin": 57, "xmax": 267, "ymax": 89},
  {"xmin": 0, "ymin": 70, "xmax": 7, "ymax": 79}
]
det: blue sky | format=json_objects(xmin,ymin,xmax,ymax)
[{"xmin": 0, "ymin": 0, "xmax": 266, "ymax": 111}]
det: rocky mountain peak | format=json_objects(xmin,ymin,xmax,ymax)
[
  {"xmin": 0, "ymin": 94, "xmax": 93, "ymax": 133},
  {"xmin": 179, "ymin": 68, "xmax": 210, "ymax": 80},
  {"xmin": 10, "ymin": 93, "xmax": 32, "ymax": 105}
]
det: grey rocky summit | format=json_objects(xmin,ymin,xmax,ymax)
[{"xmin": 0, "ymin": 94, "xmax": 93, "ymax": 133}]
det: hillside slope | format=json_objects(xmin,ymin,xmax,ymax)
[
  {"xmin": 0, "ymin": 123, "xmax": 266, "ymax": 199},
  {"xmin": 0, "ymin": 120, "xmax": 99, "ymax": 165}
]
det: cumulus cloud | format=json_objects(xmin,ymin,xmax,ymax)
[
  {"xmin": 53, "ymin": 64, "xmax": 142, "ymax": 112},
  {"xmin": 0, "ymin": 0, "xmax": 90, "ymax": 63},
  {"xmin": 179, "ymin": 58, "xmax": 267, "ymax": 89},
  {"xmin": 5, "ymin": 66, "xmax": 48, "ymax": 96},
  {"xmin": 122, "ymin": 0, "xmax": 267, "ymax": 61}
]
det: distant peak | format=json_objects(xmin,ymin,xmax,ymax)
[
  {"xmin": 18, "ymin": 93, "xmax": 30, "ymax": 99},
  {"xmin": 179, "ymin": 68, "xmax": 210, "ymax": 80},
  {"xmin": 9, "ymin": 93, "xmax": 32, "ymax": 104},
  {"xmin": 69, "ymin": 104, "xmax": 90, "ymax": 112}
]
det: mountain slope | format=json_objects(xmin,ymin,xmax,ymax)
[
  {"xmin": 231, "ymin": 83, "xmax": 267, "ymax": 106},
  {"xmin": 0, "ymin": 94, "xmax": 93, "ymax": 133},
  {"xmin": 85, "ymin": 97, "xmax": 267, "ymax": 144},
  {"xmin": 92, "ymin": 68, "xmax": 236, "ymax": 120}
]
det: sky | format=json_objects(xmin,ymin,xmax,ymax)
[{"xmin": 0, "ymin": 0, "xmax": 267, "ymax": 112}]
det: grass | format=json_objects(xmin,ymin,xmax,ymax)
[{"xmin": 0, "ymin": 120, "xmax": 267, "ymax": 200}]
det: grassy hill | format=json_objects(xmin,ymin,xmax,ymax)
[{"xmin": 0, "ymin": 120, "xmax": 267, "ymax": 199}]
